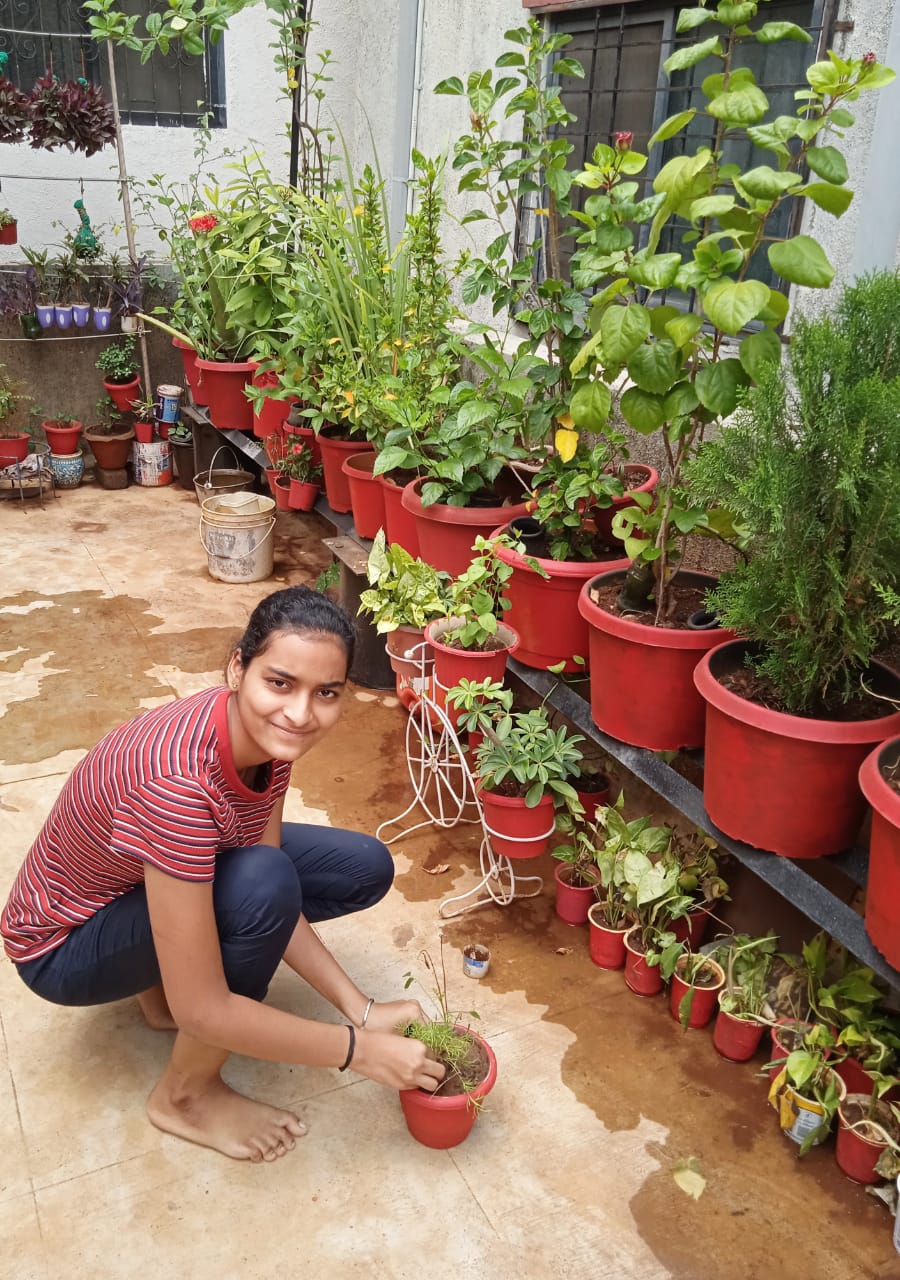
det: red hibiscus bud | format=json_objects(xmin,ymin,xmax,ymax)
[
  {"xmin": 862, "ymin": 51, "xmax": 877, "ymax": 64},
  {"xmin": 614, "ymin": 131, "xmax": 634, "ymax": 152}
]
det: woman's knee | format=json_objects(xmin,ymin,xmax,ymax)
[
  {"xmin": 214, "ymin": 844, "xmax": 303, "ymax": 937},
  {"xmin": 354, "ymin": 835, "xmax": 394, "ymax": 907}
]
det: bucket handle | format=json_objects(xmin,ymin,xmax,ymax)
[
  {"xmin": 198, "ymin": 445, "xmax": 240, "ymax": 487},
  {"xmin": 199, "ymin": 515, "xmax": 276, "ymax": 556}
]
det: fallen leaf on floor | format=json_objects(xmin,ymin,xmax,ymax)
[
  {"xmin": 555, "ymin": 947, "xmax": 573, "ymax": 955},
  {"xmin": 424, "ymin": 863, "xmax": 450, "ymax": 875},
  {"xmin": 673, "ymin": 1157, "xmax": 706, "ymax": 1200}
]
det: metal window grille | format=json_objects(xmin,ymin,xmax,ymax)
[
  {"xmin": 520, "ymin": 0, "xmax": 832, "ymax": 300},
  {"xmin": 0, "ymin": 0, "xmax": 226, "ymax": 128}
]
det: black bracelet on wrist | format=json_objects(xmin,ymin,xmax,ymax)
[{"xmin": 338, "ymin": 1023, "xmax": 356, "ymax": 1072}]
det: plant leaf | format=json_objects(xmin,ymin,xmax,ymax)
[
  {"xmin": 767, "ymin": 235, "xmax": 835, "ymax": 288},
  {"xmin": 673, "ymin": 1157, "xmax": 706, "ymax": 1200},
  {"xmin": 702, "ymin": 279, "xmax": 770, "ymax": 334}
]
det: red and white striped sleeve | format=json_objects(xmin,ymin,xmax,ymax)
[{"xmin": 112, "ymin": 775, "xmax": 220, "ymax": 881}]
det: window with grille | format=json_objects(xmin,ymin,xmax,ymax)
[
  {"xmin": 0, "ymin": 0, "xmax": 226, "ymax": 129},
  {"xmin": 523, "ymin": 0, "xmax": 830, "ymax": 294}
]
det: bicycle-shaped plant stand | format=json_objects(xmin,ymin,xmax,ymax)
[{"xmin": 375, "ymin": 639, "xmax": 547, "ymax": 918}]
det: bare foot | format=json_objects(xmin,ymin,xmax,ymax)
[
  {"xmin": 147, "ymin": 1074, "xmax": 307, "ymax": 1162},
  {"xmin": 137, "ymin": 985, "xmax": 178, "ymax": 1031}
]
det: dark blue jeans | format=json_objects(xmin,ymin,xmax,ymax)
[{"xmin": 17, "ymin": 823, "xmax": 393, "ymax": 1007}]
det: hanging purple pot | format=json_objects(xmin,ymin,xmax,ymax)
[
  {"xmin": 55, "ymin": 305, "xmax": 73, "ymax": 329},
  {"xmin": 72, "ymin": 303, "xmax": 91, "ymax": 327},
  {"xmin": 37, "ymin": 304, "xmax": 55, "ymax": 329}
]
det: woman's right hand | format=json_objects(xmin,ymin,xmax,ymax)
[{"xmin": 352, "ymin": 1028, "xmax": 446, "ymax": 1091}]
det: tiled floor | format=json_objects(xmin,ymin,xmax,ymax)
[{"xmin": 1, "ymin": 480, "xmax": 897, "ymax": 1280}]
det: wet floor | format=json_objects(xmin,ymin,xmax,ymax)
[{"xmin": 0, "ymin": 482, "xmax": 897, "ymax": 1280}]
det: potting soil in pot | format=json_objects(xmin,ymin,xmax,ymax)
[{"xmin": 427, "ymin": 1031, "xmax": 490, "ymax": 1097}]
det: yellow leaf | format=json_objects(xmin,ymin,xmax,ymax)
[
  {"xmin": 555, "ymin": 427, "xmax": 579, "ymax": 463},
  {"xmin": 327, "ymin": 336, "xmax": 341, "ymax": 345},
  {"xmin": 383, "ymin": 393, "xmax": 397, "ymax": 401},
  {"xmin": 672, "ymin": 1157, "xmax": 706, "ymax": 1200},
  {"xmin": 556, "ymin": 411, "xmax": 575, "ymax": 429},
  {"xmin": 343, "ymin": 389, "xmax": 356, "ymax": 405},
  {"xmin": 381, "ymin": 265, "xmax": 392, "ymax": 273}
]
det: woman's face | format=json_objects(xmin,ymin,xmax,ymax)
[{"xmin": 226, "ymin": 630, "xmax": 348, "ymax": 768}]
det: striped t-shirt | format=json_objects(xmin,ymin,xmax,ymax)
[{"xmin": 1, "ymin": 686, "xmax": 293, "ymax": 963}]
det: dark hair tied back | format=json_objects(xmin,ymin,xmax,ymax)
[{"xmin": 237, "ymin": 586, "xmax": 355, "ymax": 671}]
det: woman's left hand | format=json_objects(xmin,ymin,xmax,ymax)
[{"xmin": 362, "ymin": 998, "xmax": 427, "ymax": 1034}]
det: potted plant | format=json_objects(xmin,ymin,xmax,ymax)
[
  {"xmin": 667, "ymin": 829, "xmax": 729, "ymax": 948},
  {"xmin": 691, "ymin": 272, "xmax": 900, "ymax": 858},
  {"xmin": 0, "ymin": 74, "xmax": 30, "ymax": 145},
  {"xmin": 836, "ymin": 1072, "xmax": 900, "ymax": 1184},
  {"xmin": 37, "ymin": 411, "xmax": 83, "ymax": 456},
  {"xmin": 22, "ymin": 247, "xmax": 54, "ymax": 330},
  {"xmin": 83, "ymin": 395, "xmax": 135, "ymax": 472},
  {"xmin": 111, "ymin": 254, "xmax": 154, "ymax": 333},
  {"xmin": 860, "ymin": 732, "xmax": 900, "ymax": 970},
  {"xmin": 17, "ymin": 265, "xmax": 41, "ymax": 339},
  {"xmin": 668, "ymin": 950, "xmax": 726, "ymax": 1030},
  {"xmin": 95, "ymin": 337, "xmax": 141, "ymax": 414},
  {"xmin": 398, "ymin": 947, "xmax": 496, "ymax": 1150},
  {"xmin": 51, "ymin": 250, "xmax": 87, "ymax": 330},
  {"xmin": 282, "ymin": 439, "xmax": 322, "ymax": 512},
  {"xmin": 167, "ymin": 421, "xmax": 195, "ymax": 490},
  {"xmin": 0, "ymin": 366, "xmax": 30, "ymax": 466},
  {"xmin": 552, "ymin": 810, "xmax": 602, "ymax": 926},
  {"xmin": 710, "ymin": 933, "xmax": 778, "ymax": 1062},
  {"xmin": 0, "ymin": 208, "xmax": 17, "ymax": 246},
  {"xmin": 767, "ymin": 1042, "xmax": 847, "ymax": 1154},
  {"xmin": 130, "ymin": 393, "xmax": 158, "ymax": 445}
]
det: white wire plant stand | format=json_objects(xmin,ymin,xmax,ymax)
[{"xmin": 375, "ymin": 639, "xmax": 548, "ymax": 919}]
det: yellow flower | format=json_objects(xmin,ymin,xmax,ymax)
[
  {"xmin": 327, "ymin": 336, "xmax": 341, "ymax": 345},
  {"xmin": 352, "ymin": 204, "xmax": 365, "ymax": 217},
  {"xmin": 381, "ymin": 265, "xmax": 392, "ymax": 274}
]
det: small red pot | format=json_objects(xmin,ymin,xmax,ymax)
[
  {"xmin": 587, "ymin": 903, "xmax": 628, "ymax": 969},
  {"xmin": 318, "ymin": 429, "xmax": 373, "ymax": 514},
  {"xmin": 424, "ymin": 618, "xmax": 519, "ymax": 727},
  {"xmin": 479, "ymin": 789, "xmax": 555, "ymax": 860},
  {"xmin": 669, "ymin": 957, "xmax": 725, "ymax": 1029},
  {"xmin": 250, "ymin": 363, "xmax": 295, "ymax": 438},
  {"xmin": 712, "ymin": 1001, "xmax": 767, "ymax": 1062},
  {"xmin": 554, "ymin": 864, "xmax": 598, "ymax": 926},
  {"xmin": 0, "ymin": 220, "xmax": 17, "ymax": 245},
  {"xmin": 575, "ymin": 774, "xmax": 611, "ymax": 822},
  {"xmin": 695, "ymin": 641, "xmax": 900, "ymax": 859},
  {"xmin": 379, "ymin": 473, "xmax": 420, "ymax": 555},
  {"xmin": 589, "ymin": 463, "xmax": 659, "ymax": 547},
  {"xmin": 283, "ymin": 422, "xmax": 321, "ymax": 467},
  {"xmin": 134, "ymin": 419, "xmax": 154, "ymax": 445},
  {"xmin": 194, "ymin": 358, "xmax": 255, "ymax": 433},
  {"xmin": 42, "ymin": 420, "xmax": 83, "ymax": 454},
  {"xmin": 836, "ymin": 1097, "xmax": 892, "ymax": 1184},
  {"xmin": 103, "ymin": 375, "xmax": 141, "ymax": 414},
  {"xmin": 0, "ymin": 433, "xmax": 29, "ymax": 465},
  {"xmin": 342, "ymin": 451, "xmax": 385, "ymax": 538},
  {"xmin": 670, "ymin": 907, "xmax": 712, "ymax": 948},
  {"xmin": 401, "ymin": 478, "xmax": 532, "ymax": 578},
  {"xmin": 399, "ymin": 1028, "xmax": 497, "ymax": 1149},
  {"xmin": 860, "ymin": 737, "xmax": 900, "ymax": 969},
  {"xmin": 264, "ymin": 467, "xmax": 280, "ymax": 495},
  {"xmin": 623, "ymin": 926, "xmax": 662, "ymax": 997},
  {"xmin": 289, "ymin": 478, "xmax": 319, "ymax": 512},
  {"xmin": 578, "ymin": 570, "xmax": 734, "ymax": 751},
  {"xmin": 172, "ymin": 337, "xmax": 208, "ymax": 406},
  {"xmin": 766, "ymin": 1018, "xmax": 827, "ymax": 1078},
  {"xmin": 273, "ymin": 475, "xmax": 292, "ymax": 512},
  {"xmin": 385, "ymin": 625, "xmax": 434, "ymax": 712}
]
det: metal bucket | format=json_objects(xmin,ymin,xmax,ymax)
[
  {"xmin": 199, "ymin": 491, "xmax": 276, "ymax": 584},
  {"xmin": 193, "ymin": 445, "xmax": 253, "ymax": 504},
  {"xmin": 132, "ymin": 440, "xmax": 173, "ymax": 487}
]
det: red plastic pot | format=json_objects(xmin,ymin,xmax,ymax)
[
  {"xmin": 587, "ymin": 903, "xmax": 627, "ymax": 969},
  {"xmin": 766, "ymin": 1018, "xmax": 825, "ymax": 1079},
  {"xmin": 0, "ymin": 434, "xmax": 30, "ymax": 465},
  {"xmin": 289, "ymin": 478, "xmax": 319, "ymax": 512},
  {"xmin": 399, "ymin": 1028, "xmax": 497, "ymax": 1149},
  {"xmin": 479, "ymin": 789, "xmax": 556, "ymax": 860},
  {"xmin": 623, "ymin": 927, "xmax": 663, "ymax": 996},
  {"xmin": 860, "ymin": 737, "xmax": 900, "ymax": 968},
  {"xmin": 589, "ymin": 463, "xmax": 659, "ymax": 547},
  {"xmin": 0, "ymin": 220, "xmax": 17, "ymax": 245},
  {"xmin": 283, "ymin": 422, "xmax": 321, "ymax": 467},
  {"xmin": 134, "ymin": 420, "xmax": 154, "ymax": 445},
  {"xmin": 492, "ymin": 524, "xmax": 629, "ymax": 673},
  {"xmin": 250, "ymin": 363, "xmax": 295, "ymax": 438},
  {"xmin": 264, "ymin": 467, "xmax": 280, "ymax": 496},
  {"xmin": 835, "ymin": 1097, "xmax": 892, "ymax": 1184},
  {"xmin": 273, "ymin": 475, "xmax": 292, "ymax": 512},
  {"xmin": 103, "ymin": 375, "xmax": 141, "ymax": 414},
  {"xmin": 695, "ymin": 641, "xmax": 900, "ymax": 859},
  {"xmin": 318, "ymin": 429, "xmax": 372, "ymax": 514},
  {"xmin": 172, "ymin": 337, "xmax": 208, "ymax": 407},
  {"xmin": 578, "ymin": 570, "xmax": 733, "ymax": 750},
  {"xmin": 669, "ymin": 957, "xmax": 725, "ymax": 1029},
  {"xmin": 42, "ymin": 420, "xmax": 83, "ymax": 454},
  {"xmin": 670, "ymin": 908, "xmax": 712, "ymax": 948},
  {"xmin": 401, "ymin": 478, "xmax": 531, "ymax": 578},
  {"xmin": 713, "ymin": 1001, "xmax": 767, "ymax": 1062},
  {"xmin": 834, "ymin": 1055, "xmax": 876, "ymax": 1097},
  {"xmin": 194, "ymin": 358, "xmax": 255, "ymax": 433},
  {"xmin": 379, "ymin": 473, "xmax": 420, "ymax": 555},
  {"xmin": 342, "ymin": 451, "xmax": 385, "ymax": 538},
  {"xmin": 424, "ymin": 618, "xmax": 519, "ymax": 727},
  {"xmin": 575, "ymin": 774, "xmax": 611, "ymax": 822},
  {"xmin": 385, "ymin": 625, "xmax": 434, "ymax": 712},
  {"xmin": 554, "ymin": 864, "xmax": 598, "ymax": 925}
]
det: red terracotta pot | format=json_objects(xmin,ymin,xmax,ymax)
[
  {"xmin": 0, "ymin": 434, "xmax": 30, "ymax": 465},
  {"xmin": 83, "ymin": 428, "xmax": 135, "ymax": 471},
  {"xmin": 385, "ymin": 625, "xmax": 434, "ymax": 712},
  {"xmin": 172, "ymin": 337, "xmax": 208, "ymax": 406},
  {"xmin": 575, "ymin": 774, "xmax": 611, "ymax": 822},
  {"xmin": 273, "ymin": 475, "xmax": 292, "ymax": 512},
  {"xmin": 250, "ymin": 363, "xmax": 295, "ymax": 438},
  {"xmin": 836, "ymin": 1098, "xmax": 892, "ymax": 1184},
  {"xmin": 587, "ymin": 903, "xmax": 628, "ymax": 969},
  {"xmin": 859, "ymin": 737, "xmax": 900, "ymax": 968},
  {"xmin": 0, "ymin": 220, "xmax": 17, "ymax": 245},
  {"xmin": 379, "ymin": 473, "xmax": 420, "ymax": 556},
  {"xmin": 766, "ymin": 1018, "xmax": 826, "ymax": 1079},
  {"xmin": 553, "ymin": 863, "xmax": 598, "ymax": 926},
  {"xmin": 623, "ymin": 926, "xmax": 662, "ymax": 997},
  {"xmin": 194, "ymin": 358, "xmax": 255, "ymax": 433},
  {"xmin": 134, "ymin": 419, "xmax": 154, "ymax": 445},
  {"xmin": 695, "ymin": 641, "xmax": 900, "ymax": 859},
  {"xmin": 289, "ymin": 478, "xmax": 319, "ymax": 512},
  {"xmin": 401, "ymin": 478, "xmax": 532, "ymax": 578},
  {"xmin": 103, "ymin": 375, "xmax": 141, "ymax": 414},
  {"xmin": 669, "ymin": 957, "xmax": 725, "ymax": 1029},
  {"xmin": 713, "ymin": 1002, "xmax": 767, "ymax": 1062},
  {"xmin": 589, "ymin": 463, "xmax": 659, "ymax": 547},
  {"xmin": 834, "ymin": 1056, "xmax": 875, "ymax": 1097},
  {"xmin": 424, "ymin": 618, "xmax": 519, "ymax": 727},
  {"xmin": 399, "ymin": 1028, "xmax": 497, "ymax": 1149},
  {"xmin": 318, "ymin": 429, "xmax": 372, "ymax": 513},
  {"xmin": 492, "ymin": 525, "xmax": 629, "ymax": 673},
  {"xmin": 42, "ymin": 420, "xmax": 83, "ymax": 454},
  {"xmin": 479, "ymin": 789, "xmax": 556, "ymax": 860},
  {"xmin": 342, "ymin": 451, "xmax": 385, "ymax": 538},
  {"xmin": 670, "ymin": 907, "xmax": 712, "ymax": 948},
  {"xmin": 578, "ymin": 570, "xmax": 733, "ymax": 750}
]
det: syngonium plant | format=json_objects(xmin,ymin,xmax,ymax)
[{"xmin": 559, "ymin": 8, "xmax": 894, "ymax": 623}]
